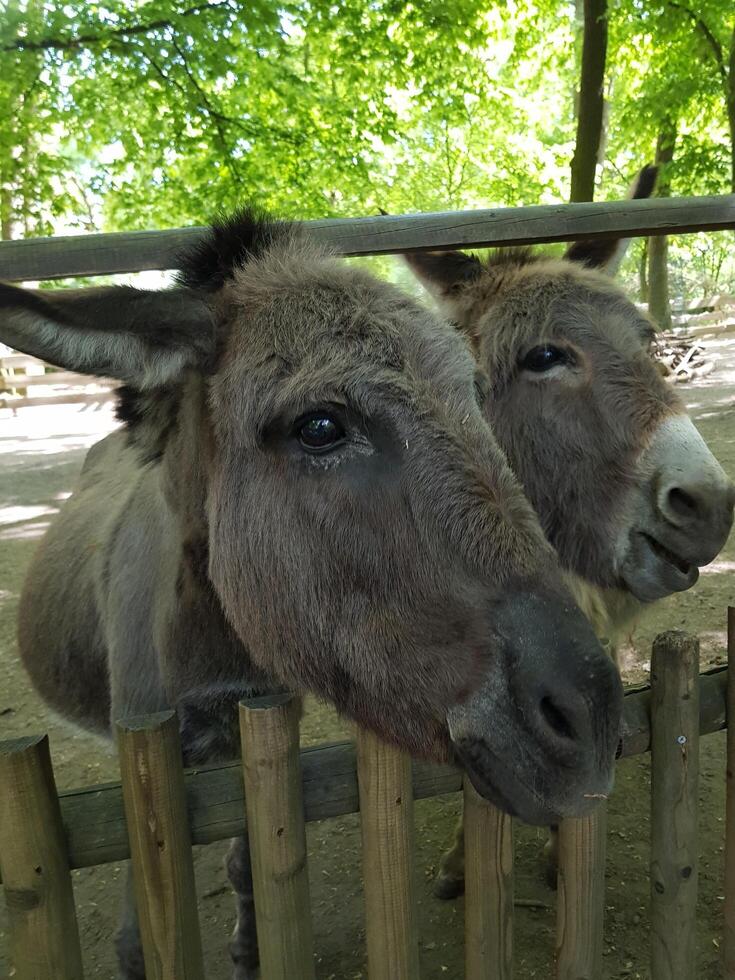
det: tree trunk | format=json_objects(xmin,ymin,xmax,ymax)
[
  {"xmin": 728, "ymin": 82, "xmax": 735, "ymax": 192},
  {"xmin": 647, "ymin": 122, "xmax": 677, "ymax": 331},
  {"xmin": 639, "ymin": 239, "xmax": 648, "ymax": 304},
  {"xmin": 0, "ymin": 186, "xmax": 13, "ymax": 241},
  {"xmin": 569, "ymin": 0, "xmax": 608, "ymax": 202}
]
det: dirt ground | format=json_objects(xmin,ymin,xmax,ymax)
[{"xmin": 1, "ymin": 335, "xmax": 734, "ymax": 979}]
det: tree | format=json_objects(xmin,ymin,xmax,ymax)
[
  {"xmin": 569, "ymin": 0, "xmax": 608, "ymax": 201},
  {"xmin": 666, "ymin": 1, "xmax": 735, "ymax": 192},
  {"xmin": 1, "ymin": 0, "xmax": 734, "ymax": 303},
  {"xmin": 647, "ymin": 121, "xmax": 677, "ymax": 329}
]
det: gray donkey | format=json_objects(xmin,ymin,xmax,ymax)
[
  {"xmin": 0, "ymin": 209, "xmax": 622, "ymax": 979},
  {"xmin": 405, "ymin": 176, "xmax": 734, "ymax": 898}
]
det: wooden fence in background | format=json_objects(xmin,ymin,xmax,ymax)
[
  {"xmin": 0, "ymin": 350, "xmax": 116, "ymax": 412},
  {"xmin": 0, "ymin": 195, "xmax": 734, "ymax": 977}
]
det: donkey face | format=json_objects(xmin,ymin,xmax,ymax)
[
  {"xmin": 0, "ymin": 211, "xmax": 622, "ymax": 825},
  {"xmin": 406, "ymin": 244, "xmax": 734, "ymax": 606}
]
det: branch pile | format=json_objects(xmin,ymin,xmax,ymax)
[{"xmin": 653, "ymin": 332, "xmax": 715, "ymax": 383}]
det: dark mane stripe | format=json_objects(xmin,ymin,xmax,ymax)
[
  {"xmin": 485, "ymin": 246, "xmax": 538, "ymax": 269},
  {"xmin": 117, "ymin": 206, "xmax": 296, "ymax": 458},
  {"xmin": 115, "ymin": 383, "xmax": 182, "ymax": 462},
  {"xmin": 176, "ymin": 207, "xmax": 295, "ymax": 293}
]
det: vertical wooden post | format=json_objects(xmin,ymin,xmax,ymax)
[
  {"xmin": 0, "ymin": 734, "xmax": 84, "ymax": 980},
  {"xmin": 464, "ymin": 779, "xmax": 513, "ymax": 980},
  {"xmin": 650, "ymin": 630, "xmax": 699, "ymax": 980},
  {"xmin": 724, "ymin": 607, "xmax": 735, "ymax": 978},
  {"xmin": 555, "ymin": 808, "xmax": 607, "ymax": 979},
  {"xmin": 117, "ymin": 711, "xmax": 205, "ymax": 980},
  {"xmin": 356, "ymin": 729, "xmax": 420, "ymax": 980},
  {"xmin": 239, "ymin": 693, "xmax": 315, "ymax": 980}
]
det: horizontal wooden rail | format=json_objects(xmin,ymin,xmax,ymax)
[
  {"xmin": 0, "ymin": 194, "xmax": 733, "ymax": 281},
  {"xmin": 0, "ymin": 370, "xmax": 112, "ymax": 388},
  {"xmin": 0, "ymin": 666, "xmax": 727, "ymax": 879},
  {"xmin": 0, "ymin": 391, "xmax": 117, "ymax": 411}
]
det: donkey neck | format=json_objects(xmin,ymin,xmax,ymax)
[{"xmin": 154, "ymin": 372, "xmax": 214, "ymax": 535}]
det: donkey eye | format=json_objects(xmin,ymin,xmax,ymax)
[
  {"xmin": 297, "ymin": 413, "xmax": 345, "ymax": 452},
  {"xmin": 520, "ymin": 345, "xmax": 569, "ymax": 373}
]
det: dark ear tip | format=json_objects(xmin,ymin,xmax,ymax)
[
  {"xmin": 632, "ymin": 164, "xmax": 658, "ymax": 200},
  {"xmin": 403, "ymin": 250, "xmax": 483, "ymax": 292},
  {"xmin": 377, "ymin": 207, "xmax": 390, "ymax": 216},
  {"xmin": 0, "ymin": 280, "xmax": 55, "ymax": 318}
]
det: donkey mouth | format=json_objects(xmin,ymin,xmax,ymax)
[
  {"xmin": 622, "ymin": 530, "xmax": 699, "ymax": 602},
  {"xmin": 453, "ymin": 741, "xmax": 604, "ymax": 827},
  {"xmin": 459, "ymin": 755, "xmax": 558, "ymax": 826},
  {"xmin": 641, "ymin": 532, "xmax": 695, "ymax": 577}
]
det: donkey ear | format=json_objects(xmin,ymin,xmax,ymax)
[
  {"xmin": 564, "ymin": 164, "xmax": 659, "ymax": 274},
  {"xmin": 403, "ymin": 250, "xmax": 483, "ymax": 301},
  {"xmin": 0, "ymin": 283, "xmax": 214, "ymax": 389}
]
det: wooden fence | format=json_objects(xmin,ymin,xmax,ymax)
[
  {"xmin": 0, "ymin": 625, "xmax": 733, "ymax": 978},
  {"xmin": 1, "ymin": 195, "xmax": 734, "ymax": 977},
  {"xmin": 0, "ymin": 351, "xmax": 116, "ymax": 412},
  {"xmin": 1, "ymin": 193, "xmax": 734, "ymax": 282}
]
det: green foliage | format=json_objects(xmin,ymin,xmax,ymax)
[{"xmin": 0, "ymin": 0, "xmax": 733, "ymax": 298}]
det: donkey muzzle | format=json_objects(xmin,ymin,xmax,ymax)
[{"xmin": 447, "ymin": 589, "xmax": 622, "ymax": 826}]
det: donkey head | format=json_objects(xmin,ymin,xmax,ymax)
[
  {"xmin": 0, "ymin": 209, "xmax": 622, "ymax": 825},
  {"xmin": 406, "ymin": 197, "xmax": 733, "ymax": 609}
]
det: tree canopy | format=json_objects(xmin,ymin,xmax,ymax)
[{"xmin": 2, "ymin": 0, "xmax": 734, "ymax": 302}]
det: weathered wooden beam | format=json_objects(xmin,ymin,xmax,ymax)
[
  {"xmin": 723, "ymin": 608, "xmax": 735, "ymax": 977},
  {"xmin": 356, "ymin": 730, "xmax": 419, "ymax": 980},
  {"xmin": 650, "ymin": 632, "xmax": 700, "ymax": 980},
  {"xmin": 0, "ymin": 667, "xmax": 726, "ymax": 878},
  {"xmin": 0, "ymin": 734, "xmax": 84, "ymax": 980},
  {"xmin": 239, "ymin": 694, "xmax": 315, "ymax": 980},
  {"xmin": 1, "ymin": 195, "xmax": 733, "ymax": 282},
  {"xmin": 464, "ymin": 781, "xmax": 513, "ymax": 980},
  {"xmin": 555, "ymin": 809, "xmax": 607, "ymax": 980},
  {"xmin": 117, "ymin": 711, "xmax": 205, "ymax": 980}
]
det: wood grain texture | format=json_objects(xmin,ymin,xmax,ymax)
[
  {"xmin": 464, "ymin": 779, "xmax": 513, "ymax": 980},
  {"xmin": 0, "ymin": 667, "xmax": 726, "ymax": 882},
  {"xmin": 724, "ymin": 608, "xmax": 735, "ymax": 978},
  {"xmin": 239, "ymin": 694, "xmax": 315, "ymax": 980},
  {"xmin": 555, "ymin": 809, "xmax": 607, "ymax": 980},
  {"xmin": 1, "ymin": 194, "xmax": 733, "ymax": 281},
  {"xmin": 650, "ymin": 631, "xmax": 700, "ymax": 980},
  {"xmin": 356, "ymin": 729, "xmax": 419, "ymax": 980},
  {"xmin": 117, "ymin": 711, "xmax": 204, "ymax": 980},
  {"xmin": 0, "ymin": 734, "xmax": 84, "ymax": 980}
]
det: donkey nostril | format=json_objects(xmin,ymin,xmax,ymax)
[
  {"xmin": 540, "ymin": 696, "xmax": 575, "ymax": 742},
  {"xmin": 667, "ymin": 486, "xmax": 698, "ymax": 519}
]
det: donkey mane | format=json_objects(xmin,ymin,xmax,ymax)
[
  {"xmin": 176, "ymin": 206, "xmax": 296, "ymax": 293},
  {"xmin": 115, "ymin": 207, "xmax": 299, "ymax": 459},
  {"xmin": 485, "ymin": 246, "xmax": 539, "ymax": 268},
  {"xmin": 114, "ymin": 383, "xmax": 182, "ymax": 462}
]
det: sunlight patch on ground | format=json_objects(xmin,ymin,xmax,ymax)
[
  {"xmin": 0, "ymin": 434, "xmax": 110, "ymax": 457},
  {"xmin": 0, "ymin": 505, "xmax": 58, "ymax": 526},
  {"xmin": 700, "ymin": 628, "xmax": 727, "ymax": 645},
  {"xmin": 701, "ymin": 559, "xmax": 735, "ymax": 576},
  {"xmin": 0, "ymin": 403, "xmax": 119, "ymax": 459}
]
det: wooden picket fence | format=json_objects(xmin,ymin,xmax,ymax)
[
  {"xmin": 1, "ymin": 193, "xmax": 735, "ymax": 978},
  {"xmin": 0, "ymin": 623, "xmax": 733, "ymax": 979}
]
